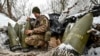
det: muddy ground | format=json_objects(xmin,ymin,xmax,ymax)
[{"xmin": 0, "ymin": 48, "xmax": 56, "ymax": 56}]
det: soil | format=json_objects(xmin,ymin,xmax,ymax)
[{"xmin": 0, "ymin": 48, "xmax": 55, "ymax": 56}]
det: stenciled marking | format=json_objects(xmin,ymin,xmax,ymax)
[{"xmin": 66, "ymin": 33, "xmax": 84, "ymax": 41}]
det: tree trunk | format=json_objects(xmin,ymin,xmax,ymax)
[{"xmin": 7, "ymin": 0, "xmax": 12, "ymax": 18}]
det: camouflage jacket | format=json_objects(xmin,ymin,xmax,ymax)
[{"xmin": 32, "ymin": 15, "xmax": 49, "ymax": 34}]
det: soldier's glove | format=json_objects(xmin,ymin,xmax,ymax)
[{"xmin": 87, "ymin": 29, "xmax": 96, "ymax": 34}]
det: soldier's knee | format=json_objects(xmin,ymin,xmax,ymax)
[{"xmin": 25, "ymin": 37, "xmax": 38, "ymax": 46}]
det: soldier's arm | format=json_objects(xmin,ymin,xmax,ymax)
[{"xmin": 33, "ymin": 17, "xmax": 49, "ymax": 33}]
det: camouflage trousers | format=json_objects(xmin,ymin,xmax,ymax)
[{"xmin": 25, "ymin": 34, "xmax": 44, "ymax": 47}]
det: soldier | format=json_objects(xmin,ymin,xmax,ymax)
[
  {"xmin": 25, "ymin": 7, "xmax": 49, "ymax": 48},
  {"xmin": 87, "ymin": 24, "xmax": 100, "ymax": 48}
]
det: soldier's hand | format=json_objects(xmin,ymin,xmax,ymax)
[
  {"xmin": 25, "ymin": 30, "xmax": 33, "ymax": 35},
  {"xmin": 26, "ymin": 17, "xmax": 30, "ymax": 21},
  {"xmin": 87, "ymin": 29, "xmax": 96, "ymax": 33}
]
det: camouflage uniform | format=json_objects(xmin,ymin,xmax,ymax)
[{"xmin": 25, "ymin": 15, "xmax": 49, "ymax": 47}]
